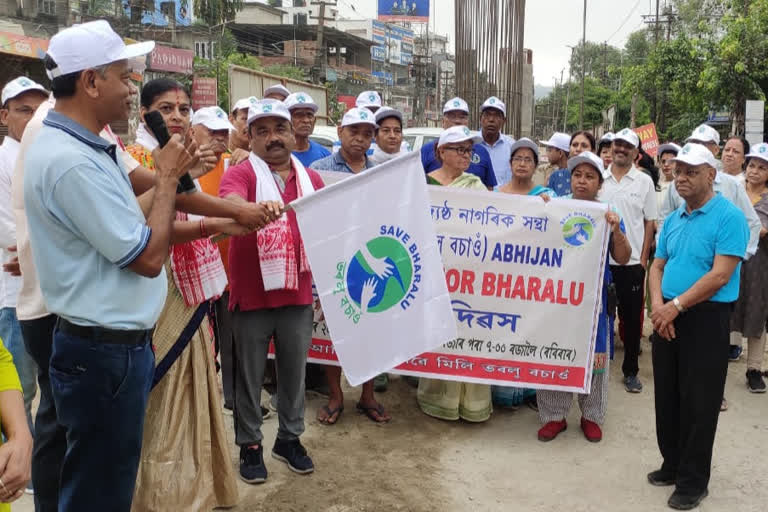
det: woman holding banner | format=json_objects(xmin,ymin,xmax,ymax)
[
  {"xmin": 536, "ymin": 152, "xmax": 631, "ymax": 442},
  {"xmin": 127, "ymin": 78, "xmax": 241, "ymax": 510},
  {"xmin": 419, "ymin": 126, "xmax": 493, "ymax": 422}
]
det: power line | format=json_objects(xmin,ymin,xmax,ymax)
[{"xmin": 606, "ymin": 0, "xmax": 643, "ymax": 43}]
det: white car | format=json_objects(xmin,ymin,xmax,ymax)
[
  {"xmin": 403, "ymin": 127, "xmax": 443, "ymax": 152},
  {"xmin": 310, "ymin": 125, "xmax": 339, "ymax": 150}
]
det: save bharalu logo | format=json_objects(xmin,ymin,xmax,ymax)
[
  {"xmin": 334, "ymin": 225, "xmax": 422, "ymax": 323},
  {"xmin": 560, "ymin": 212, "xmax": 597, "ymax": 247}
]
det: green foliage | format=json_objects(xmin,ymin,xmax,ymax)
[{"xmin": 195, "ymin": 0, "xmax": 243, "ymax": 26}]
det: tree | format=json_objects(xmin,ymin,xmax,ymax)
[
  {"xmin": 195, "ymin": 0, "xmax": 243, "ymax": 26},
  {"xmin": 568, "ymin": 41, "xmax": 623, "ymax": 89}
]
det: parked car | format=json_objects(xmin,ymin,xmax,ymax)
[
  {"xmin": 402, "ymin": 127, "xmax": 443, "ymax": 152},
  {"xmin": 310, "ymin": 125, "xmax": 339, "ymax": 150}
]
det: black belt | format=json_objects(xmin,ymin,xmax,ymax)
[{"xmin": 56, "ymin": 318, "xmax": 152, "ymax": 345}]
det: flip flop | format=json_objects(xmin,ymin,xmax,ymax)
[
  {"xmin": 356, "ymin": 402, "xmax": 391, "ymax": 424},
  {"xmin": 317, "ymin": 404, "xmax": 343, "ymax": 425}
]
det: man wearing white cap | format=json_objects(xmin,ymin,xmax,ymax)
[
  {"xmin": 370, "ymin": 106, "xmax": 407, "ymax": 165},
  {"xmin": 421, "ymin": 97, "xmax": 497, "ymax": 189},
  {"xmin": 191, "ymin": 106, "xmax": 234, "ymax": 159},
  {"xmin": 479, "ymin": 96, "xmax": 515, "ymax": 185},
  {"xmin": 648, "ymin": 142, "xmax": 748, "ymax": 510},
  {"xmin": 220, "ymin": 99, "xmax": 322, "ymax": 484},
  {"xmin": 229, "ymin": 96, "xmax": 259, "ymax": 163},
  {"xmin": 356, "ymin": 90, "xmax": 382, "ymax": 114},
  {"xmin": 539, "ymin": 132, "xmax": 571, "ymax": 195},
  {"xmin": 686, "ymin": 124, "xmax": 721, "ymax": 161},
  {"xmin": 0, "ymin": 77, "xmax": 47, "ymax": 454},
  {"xmin": 598, "ymin": 128, "xmax": 658, "ymax": 394},
  {"xmin": 310, "ymin": 107, "xmax": 376, "ymax": 173},
  {"xmin": 263, "ymin": 84, "xmax": 291, "ymax": 101},
  {"xmin": 22, "ymin": 20, "xmax": 193, "ymax": 511},
  {"xmin": 284, "ymin": 92, "xmax": 331, "ymax": 167}
]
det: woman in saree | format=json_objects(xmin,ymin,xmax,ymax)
[
  {"xmin": 126, "ymin": 78, "xmax": 245, "ymax": 511},
  {"xmin": 418, "ymin": 125, "xmax": 492, "ymax": 422}
]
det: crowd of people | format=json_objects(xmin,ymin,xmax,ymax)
[{"xmin": 0, "ymin": 18, "xmax": 764, "ymax": 512}]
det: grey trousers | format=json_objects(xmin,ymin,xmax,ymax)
[
  {"xmin": 214, "ymin": 292, "xmax": 235, "ymax": 405},
  {"xmin": 537, "ymin": 364, "xmax": 609, "ymax": 425},
  {"xmin": 232, "ymin": 305, "xmax": 312, "ymax": 446}
]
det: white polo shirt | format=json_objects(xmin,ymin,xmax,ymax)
[{"xmin": 598, "ymin": 165, "xmax": 658, "ymax": 265}]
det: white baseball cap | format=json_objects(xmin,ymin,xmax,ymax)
[
  {"xmin": 263, "ymin": 84, "xmax": 291, "ymax": 99},
  {"xmin": 673, "ymin": 143, "xmax": 718, "ymax": 168},
  {"xmin": 2, "ymin": 76, "xmax": 48, "ymax": 106},
  {"xmin": 657, "ymin": 142, "xmax": 682, "ymax": 157},
  {"xmin": 443, "ymin": 97, "xmax": 469, "ymax": 114},
  {"xmin": 600, "ymin": 132, "xmax": 614, "ymax": 143},
  {"xmin": 341, "ymin": 107, "xmax": 377, "ymax": 128},
  {"xmin": 374, "ymin": 106, "xmax": 403, "ymax": 125},
  {"xmin": 46, "ymin": 20, "xmax": 154, "ymax": 79},
  {"xmin": 568, "ymin": 151, "xmax": 605, "ymax": 174},
  {"xmin": 510, "ymin": 137, "xmax": 539, "ymax": 161},
  {"xmin": 613, "ymin": 127, "xmax": 640, "ymax": 148},
  {"xmin": 539, "ymin": 132, "xmax": 571, "ymax": 153},
  {"xmin": 192, "ymin": 106, "xmax": 235, "ymax": 131},
  {"xmin": 232, "ymin": 96, "xmax": 259, "ymax": 113},
  {"xmin": 437, "ymin": 125, "xmax": 482, "ymax": 148},
  {"xmin": 481, "ymin": 96, "xmax": 506, "ymax": 117},
  {"xmin": 746, "ymin": 143, "xmax": 768, "ymax": 165},
  {"xmin": 686, "ymin": 124, "xmax": 720, "ymax": 145},
  {"xmin": 356, "ymin": 91, "xmax": 382, "ymax": 110},
  {"xmin": 284, "ymin": 92, "xmax": 319, "ymax": 113},
  {"xmin": 247, "ymin": 99, "xmax": 292, "ymax": 126}
]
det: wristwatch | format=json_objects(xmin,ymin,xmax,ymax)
[{"xmin": 672, "ymin": 297, "xmax": 686, "ymax": 313}]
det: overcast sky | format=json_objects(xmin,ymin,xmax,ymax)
[{"xmin": 332, "ymin": 0, "xmax": 656, "ymax": 87}]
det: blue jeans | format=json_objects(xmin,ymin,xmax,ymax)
[
  {"xmin": 50, "ymin": 327, "xmax": 154, "ymax": 512},
  {"xmin": 20, "ymin": 315, "xmax": 62, "ymax": 512},
  {"xmin": 0, "ymin": 307, "xmax": 37, "ymax": 432}
]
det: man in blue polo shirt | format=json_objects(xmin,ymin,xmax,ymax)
[
  {"xmin": 23, "ymin": 21, "xmax": 193, "ymax": 511},
  {"xmin": 648, "ymin": 143, "xmax": 748, "ymax": 511},
  {"xmin": 478, "ymin": 96, "xmax": 515, "ymax": 185},
  {"xmin": 310, "ymin": 107, "xmax": 376, "ymax": 173},
  {"xmin": 421, "ymin": 97, "xmax": 497, "ymax": 189}
]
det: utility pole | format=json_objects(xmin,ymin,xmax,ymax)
[
  {"xmin": 310, "ymin": 1, "xmax": 337, "ymax": 84},
  {"xmin": 579, "ymin": 0, "xmax": 586, "ymax": 130}
]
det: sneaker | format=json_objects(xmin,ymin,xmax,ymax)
[
  {"xmin": 268, "ymin": 393, "xmax": 278, "ymax": 413},
  {"xmin": 580, "ymin": 417, "xmax": 602, "ymax": 442},
  {"xmin": 537, "ymin": 420, "xmax": 567, "ymax": 442},
  {"xmin": 728, "ymin": 345, "xmax": 743, "ymax": 361},
  {"xmin": 272, "ymin": 438, "xmax": 314, "ymax": 474},
  {"xmin": 647, "ymin": 469, "xmax": 676, "ymax": 486},
  {"xmin": 667, "ymin": 489, "xmax": 708, "ymax": 510},
  {"xmin": 239, "ymin": 445, "xmax": 267, "ymax": 484},
  {"xmin": 624, "ymin": 375, "xmax": 643, "ymax": 393},
  {"xmin": 25, "ymin": 481, "xmax": 33, "ymax": 495},
  {"xmin": 261, "ymin": 405, "xmax": 272, "ymax": 420},
  {"xmin": 746, "ymin": 369, "xmax": 767, "ymax": 393},
  {"xmin": 373, "ymin": 373, "xmax": 389, "ymax": 392}
]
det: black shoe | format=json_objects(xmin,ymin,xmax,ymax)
[
  {"xmin": 261, "ymin": 405, "xmax": 273, "ymax": 419},
  {"xmin": 746, "ymin": 369, "xmax": 767, "ymax": 393},
  {"xmin": 239, "ymin": 445, "xmax": 267, "ymax": 484},
  {"xmin": 728, "ymin": 344, "xmax": 742, "ymax": 361},
  {"xmin": 667, "ymin": 489, "xmax": 708, "ymax": 510},
  {"xmin": 272, "ymin": 438, "xmax": 314, "ymax": 474},
  {"xmin": 647, "ymin": 469, "xmax": 676, "ymax": 486},
  {"xmin": 624, "ymin": 375, "xmax": 643, "ymax": 393}
]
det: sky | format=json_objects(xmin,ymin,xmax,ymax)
[{"xmin": 331, "ymin": 0, "xmax": 657, "ymax": 87}]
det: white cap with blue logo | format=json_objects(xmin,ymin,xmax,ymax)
[
  {"xmin": 192, "ymin": 106, "xmax": 235, "ymax": 131},
  {"xmin": 481, "ymin": 96, "xmax": 506, "ymax": 117},
  {"xmin": 673, "ymin": 143, "xmax": 718, "ymax": 168},
  {"xmin": 284, "ymin": 92, "xmax": 319, "ymax": 113},
  {"xmin": 356, "ymin": 91, "xmax": 382, "ymax": 110},
  {"xmin": 438, "ymin": 125, "xmax": 482, "ymax": 147},
  {"xmin": 568, "ymin": 151, "xmax": 605, "ymax": 174},
  {"xmin": 247, "ymin": 99, "xmax": 292, "ymax": 126},
  {"xmin": 341, "ymin": 107, "xmax": 377, "ymax": 128},
  {"xmin": 613, "ymin": 128, "xmax": 640, "ymax": 149},
  {"xmin": 2, "ymin": 76, "xmax": 48, "ymax": 106},
  {"xmin": 686, "ymin": 124, "xmax": 720, "ymax": 145},
  {"xmin": 263, "ymin": 84, "xmax": 291, "ymax": 99},
  {"xmin": 443, "ymin": 97, "xmax": 469, "ymax": 115},
  {"xmin": 746, "ymin": 143, "xmax": 768, "ymax": 165},
  {"xmin": 232, "ymin": 96, "xmax": 259, "ymax": 113}
]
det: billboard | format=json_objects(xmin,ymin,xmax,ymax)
[
  {"xmin": 378, "ymin": 0, "xmax": 429, "ymax": 22},
  {"xmin": 371, "ymin": 21, "xmax": 414, "ymax": 66},
  {"xmin": 125, "ymin": 0, "xmax": 192, "ymax": 27}
]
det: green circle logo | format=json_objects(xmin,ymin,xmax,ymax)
[
  {"xmin": 346, "ymin": 236, "xmax": 413, "ymax": 313},
  {"xmin": 562, "ymin": 216, "xmax": 594, "ymax": 247}
]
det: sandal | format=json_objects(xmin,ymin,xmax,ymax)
[
  {"xmin": 317, "ymin": 404, "xmax": 344, "ymax": 425},
  {"xmin": 356, "ymin": 402, "xmax": 391, "ymax": 423},
  {"xmin": 720, "ymin": 398, "xmax": 728, "ymax": 412}
]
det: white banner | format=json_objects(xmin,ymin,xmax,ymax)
[{"xmin": 291, "ymin": 153, "xmax": 457, "ymax": 386}]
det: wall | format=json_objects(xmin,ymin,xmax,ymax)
[{"xmin": 235, "ymin": 3, "xmax": 284, "ymax": 24}]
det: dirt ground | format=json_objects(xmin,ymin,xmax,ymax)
[{"xmin": 15, "ymin": 335, "xmax": 768, "ymax": 512}]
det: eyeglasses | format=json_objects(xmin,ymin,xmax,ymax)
[
  {"xmin": 443, "ymin": 146, "xmax": 473, "ymax": 156},
  {"xmin": 512, "ymin": 156, "xmax": 535, "ymax": 165}
]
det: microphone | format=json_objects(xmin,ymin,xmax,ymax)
[{"xmin": 143, "ymin": 110, "xmax": 197, "ymax": 194}]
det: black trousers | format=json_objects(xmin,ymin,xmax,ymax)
[
  {"xmin": 610, "ymin": 264, "xmax": 646, "ymax": 377},
  {"xmin": 651, "ymin": 300, "xmax": 731, "ymax": 495}
]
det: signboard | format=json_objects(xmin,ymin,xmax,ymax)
[
  {"xmin": 127, "ymin": 0, "xmax": 192, "ymax": 27},
  {"xmin": 372, "ymin": 70, "xmax": 393, "ymax": 86},
  {"xmin": 0, "ymin": 31, "xmax": 48, "ymax": 59},
  {"xmin": 634, "ymin": 123, "xmax": 660, "ymax": 157},
  {"xmin": 371, "ymin": 21, "xmax": 414, "ymax": 65},
  {"xmin": 148, "ymin": 45, "xmax": 194, "ymax": 74},
  {"xmin": 191, "ymin": 77, "xmax": 217, "ymax": 110},
  {"xmin": 285, "ymin": 171, "xmax": 610, "ymax": 394},
  {"xmin": 746, "ymin": 100, "xmax": 765, "ymax": 147},
  {"xmin": 378, "ymin": 0, "xmax": 429, "ymax": 22}
]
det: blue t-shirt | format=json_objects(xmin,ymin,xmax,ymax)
[
  {"xmin": 655, "ymin": 193, "xmax": 748, "ymax": 303},
  {"xmin": 421, "ymin": 140, "xmax": 498, "ymax": 188},
  {"xmin": 293, "ymin": 140, "xmax": 330, "ymax": 168},
  {"xmin": 547, "ymin": 168, "xmax": 571, "ymax": 196}
]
